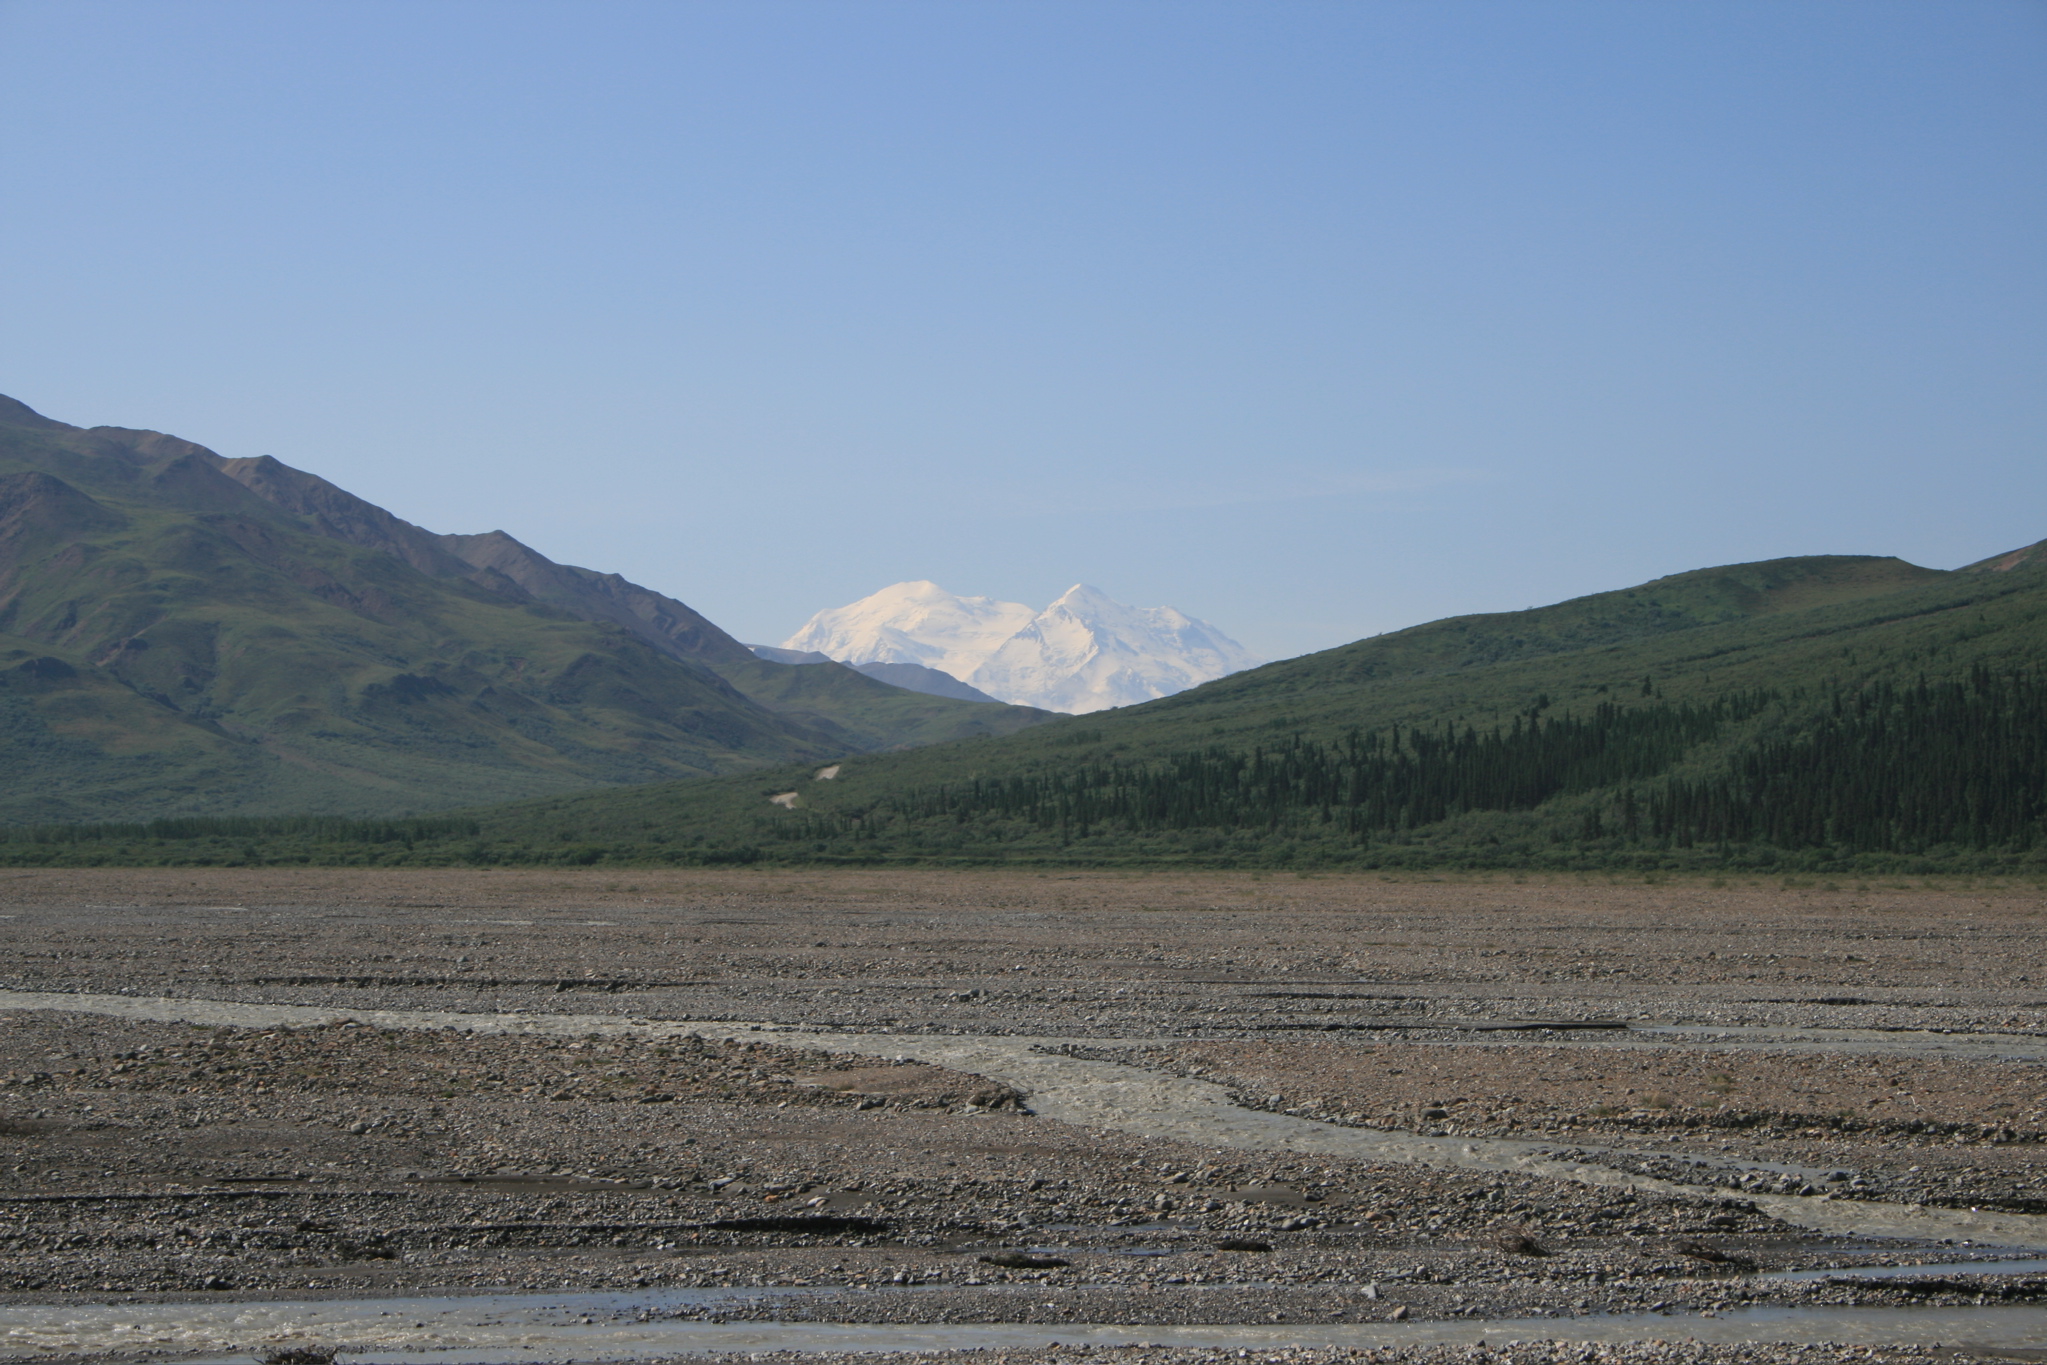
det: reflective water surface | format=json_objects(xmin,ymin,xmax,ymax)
[{"xmin": 1766, "ymin": 1256, "xmax": 2047, "ymax": 1282}]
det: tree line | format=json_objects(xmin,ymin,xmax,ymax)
[
  {"xmin": 1622, "ymin": 667, "xmax": 2047, "ymax": 852},
  {"xmin": 0, "ymin": 814, "xmax": 482, "ymax": 846},
  {"xmin": 814, "ymin": 670, "xmax": 2045, "ymax": 857},
  {"xmin": 868, "ymin": 692, "xmax": 1775, "ymax": 841}
]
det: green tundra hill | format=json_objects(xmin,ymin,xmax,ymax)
[
  {"xmin": 12, "ymin": 534, "xmax": 2043, "ymax": 872},
  {"xmin": 0, "ymin": 394, "xmax": 1049, "ymax": 822}
]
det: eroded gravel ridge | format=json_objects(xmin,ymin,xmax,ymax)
[{"xmin": 1042, "ymin": 1039, "xmax": 2047, "ymax": 1217}]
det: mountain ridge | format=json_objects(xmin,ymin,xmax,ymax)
[
  {"xmin": 1963, "ymin": 537, "xmax": 2047, "ymax": 575},
  {"xmin": 0, "ymin": 394, "xmax": 1049, "ymax": 822}
]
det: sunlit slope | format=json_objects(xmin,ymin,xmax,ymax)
[{"xmin": 1004, "ymin": 554, "xmax": 1954, "ymax": 750}]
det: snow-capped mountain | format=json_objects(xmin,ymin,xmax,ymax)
[
  {"xmin": 780, "ymin": 581, "xmax": 1260, "ymax": 713},
  {"xmin": 781, "ymin": 581, "xmax": 1038, "ymax": 683},
  {"xmin": 971, "ymin": 584, "xmax": 1260, "ymax": 713}
]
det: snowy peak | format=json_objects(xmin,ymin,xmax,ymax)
[
  {"xmin": 780, "ymin": 581, "xmax": 1259, "ymax": 713},
  {"xmin": 974, "ymin": 584, "xmax": 1261, "ymax": 713},
  {"xmin": 781, "ymin": 580, "xmax": 1037, "ymax": 683}
]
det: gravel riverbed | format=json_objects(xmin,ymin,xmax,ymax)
[{"xmin": 0, "ymin": 867, "xmax": 2042, "ymax": 1362}]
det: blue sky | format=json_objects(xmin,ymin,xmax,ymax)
[{"xmin": 2, "ymin": 0, "xmax": 2041, "ymax": 660}]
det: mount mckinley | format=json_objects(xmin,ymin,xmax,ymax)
[{"xmin": 770, "ymin": 580, "xmax": 1261, "ymax": 713}]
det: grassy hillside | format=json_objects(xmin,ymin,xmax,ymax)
[
  {"xmin": 0, "ymin": 396, "xmax": 1046, "ymax": 820},
  {"xmin": 12, "ymin": 544, "xmax": 2043, "ymax": 871}
]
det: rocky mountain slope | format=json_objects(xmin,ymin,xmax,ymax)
[
  {"xmin": 0, "ymin": 395, "xmax": 1047, "ymax": 822},
  {"xmin": 781, "ymin": 580, "xmax": 1260, "ymax": 713}
]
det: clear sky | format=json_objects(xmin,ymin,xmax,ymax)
[{"xmin": 2, "ymin": 1, "xmax": 2041, "ymax": 661}]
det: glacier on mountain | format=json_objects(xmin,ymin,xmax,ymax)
[{"xmin": 780, "ymin": 581, "xmax": 1259, "ymax": 713}]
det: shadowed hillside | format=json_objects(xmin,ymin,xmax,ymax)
[{"xmin": 0, "ymin": 396, "xmax": 1048, "ymax": 821}]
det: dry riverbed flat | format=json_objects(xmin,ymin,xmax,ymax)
[{"xmin": 0, "ymin": 867, "xmax": 2043, "ymax": 1364}]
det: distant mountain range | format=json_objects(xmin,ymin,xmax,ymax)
[
  {"xmin": 778, "ymin": 580, "xmax": 1261, "ymax": 713},
  {"xmin": 0, "ymin": 394, "xmax": 1050, "ymax": 822},
  {"xmin": 11, "ymin": 389, "xmax": 2043, "ymax": 873},
  {"xmin": 47, "ymin": 536, "xmax": 2046, "ymax": 871}
]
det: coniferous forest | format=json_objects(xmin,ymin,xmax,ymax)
[
  {"xmin": 1632, "ymin": 669, "xmax": 2047, "ymax": 854},
  {"xmin": 876, "ymin": 691, "xmax": 1769, "ymax": 842},
  {"xmin": 762, "ymin": 671, "xmax": 2044, "ymax": 861}
]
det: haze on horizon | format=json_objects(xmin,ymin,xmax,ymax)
[{"xmin": 0, "ymin": 0, "xmax": 2040, "ymax": 663}]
